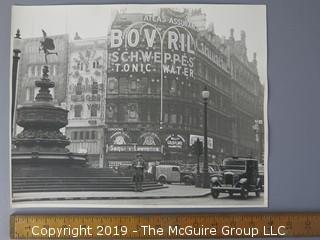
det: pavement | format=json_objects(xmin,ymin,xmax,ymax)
[{"xmin": 12, "ymin": 184, "xmax": 212, "ymax": 202}]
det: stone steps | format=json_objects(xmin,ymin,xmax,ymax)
[{"xmin": 12, "ymin": 166, "xmax": 165, "ymax": 193}]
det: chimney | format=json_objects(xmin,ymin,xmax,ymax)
[
  {"xmin": 240, "ymin": 30, "xmax": 246, "ymax": 44},
  {"xmin": 229, "ymin": 28, "xmax": 235, "ymax": 41},
  {"xmin": 74, "ymin": 32, "xmax": 81, "ymax": 40},
  {"xmin": 252, "ymin": 52, "xmax": 257, "ymax": 66}
]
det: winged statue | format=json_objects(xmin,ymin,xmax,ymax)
[{"xmin": 39, "ymin": 29, "xmax": 58, "ymax": 64}]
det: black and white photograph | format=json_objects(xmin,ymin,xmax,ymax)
[{"xmin": 10, "ymin": 4, "xmax": 267, "ymax": 208}]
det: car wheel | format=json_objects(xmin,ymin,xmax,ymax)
[
  {"xmin": 241, "ymin": 188, "xmax": 249, "ymax": 200},
  {"xmin": 211, "ymin": 189, "xmax": 219, "ymax": 199},
  {"xmin": 184, "ymin": 177, "xmax": 192, "ymax": 185},
  {"xmin": 158, "ymin": 176, "xmax": 166, "ymax": 184}
]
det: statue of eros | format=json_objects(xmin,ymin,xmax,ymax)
[{"xmin": 39, "ymin": 29, "xmax": 58, "ymax": 64}]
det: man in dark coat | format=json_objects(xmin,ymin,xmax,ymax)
[{"xmin": 132, "ymin": 153, "xmax": 145, "ymax": 192}]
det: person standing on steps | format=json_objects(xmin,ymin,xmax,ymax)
[{"xmin": 132, "ymin": 153, "xmax": 145, "ymax": 192}]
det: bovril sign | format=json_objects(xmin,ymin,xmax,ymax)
[
  {"xmin": 109, "ymin": 18, "xmax": 195, "ymax": 78},
  {"xmin": 165, "ymin": 134, "xmax": 185, "ymax": 149}
]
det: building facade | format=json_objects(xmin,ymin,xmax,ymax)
[
  {"xmin": 226, "ymin": 29, "xmax": 264, "ymax": 160},
  {"xmin": 103, "ymin": 9, "xmax": 264, "ymax": 167},
  {"xmin": 65, "ymin": 37, "xmax": 107, "ymax": 168}
]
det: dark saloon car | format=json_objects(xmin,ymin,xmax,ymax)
[{"xmin": 210, "ymin": 157, "xmax": 263, "ymax": 199}]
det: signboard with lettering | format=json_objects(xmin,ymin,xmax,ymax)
[
  {"xmin": 108, "ymin": 144, "xmax": 161, "ymax": 152},
  {"xmin": 165, "ymin": 134, "xmax": 185, "ymax": 149},
  {"xmin": 189, "ymin": 134, "xmax": 213, "ymax": 149},
  {"xmin": 109, "ymin": 15, "xmax": 196, "ymax": 81}
]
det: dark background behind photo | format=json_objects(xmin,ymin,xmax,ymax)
[{"xmin": 1, "ymin": 0, "xmax": 320, "ymax": 239}]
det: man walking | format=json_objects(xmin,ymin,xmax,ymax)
[{"xmin": 132, "ymin": 153, "xmax": 145, "ymax": 192}]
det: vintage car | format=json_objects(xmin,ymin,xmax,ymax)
[
  {"xmin": 210, "ymin": 157, "xmax": 263, "ymax": 199},
  {"xmin": 258, "ymin": 164, "xmax": 265, "ymax": 192},
  {"xmin": 180, "ymin": 164, "xmax": 220, "ymax": 185},
  {"xmin": 155, "ymin": 165, "xmax": 181, "ymax": 184}
]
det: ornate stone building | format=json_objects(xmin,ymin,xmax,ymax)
[
  {"xmin": 103, "ymin": 9, "xmax": 264, "ymax": 166},
  {"xmin": 65, "ymin": 37, "xmax": 107, "ymax": 168},
  {"xmin": 226, "ymin": 29, "xmax": 264, "ymax": 160}
]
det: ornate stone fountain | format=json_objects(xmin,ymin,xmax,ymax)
[{"xmin": 12, "ymin": 32, "xmax": 87, "ymax": 177}]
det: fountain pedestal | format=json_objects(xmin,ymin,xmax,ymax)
[{"xmin": 12, "ymin": 66, "xmax": 87, "ymax": 178}]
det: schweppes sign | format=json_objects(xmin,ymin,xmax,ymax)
[{"xmin": 109, "ymin": 16, "xmax": 195, "ymax": 79}]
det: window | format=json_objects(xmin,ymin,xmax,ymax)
[
  {"xmin": 130, "ymin": 80, "xmax": 137, "ymax": 91},
  {"xmin": 25, "ymin": 88, "xmax": 31, "ymax": 102},
  {"xmin": 170, "ymin": 113, "xmax": 177, "ymax": 124},
  {"xmin": 92, "ymin": 81, "xmax": 98, "ymax": 94},
  {"xmin": 74, "ymin": 105, "xmax": 82, "ymax": 118},
  {"xmin": 172, "ymin": 167, "xmax": 180, "ymax": 172},
  {"xmin": 93, "ymin": 60, "xmax": 99, "ymax": 68},
  {"xmin": 85, "ymin": 131, "xmax": 90, "ymax": 140},
  {"xmin": 28, "ymin": 66, "xmax": 32, "ymax": 77},
  {"xmin": 72, "ymin": 131, "xmax": 78, "ymax": 140},
  {"xmin": 79, "ymin": 131, "xmax": 84, "ymax": 140},
  {"xmin": 34, "ymin": 66, "xmax": 38, "ymax": 77},
  {"xmin": 76, "ymin": 82, "xmax": 82, "ymax": 95},
  {"xmin": 90, "ymin": 104, "xmax": 98, "ymax": 117},
  {"xmin": 108, "ymin": 77, "xmax": 118, "ymax": 94},
  {"xmin": 91, "ymin": 131, "xmax": 96, "ymax": 140}
]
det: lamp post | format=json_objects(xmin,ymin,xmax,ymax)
[
  {"xmin": 253, "ymin": 120, "xmax": 263, "ymax": 162},
  {"xmin": 12, "ymin": 29, "xmax": 22, "ymax": 136},
  {"xmin": 201, "ymin": 86, "xmax": 210, "ymax": 188}
]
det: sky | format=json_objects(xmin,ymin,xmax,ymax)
[{"xmin": 11, "ymin": 4, "xmax": 267, "ymax": 83}]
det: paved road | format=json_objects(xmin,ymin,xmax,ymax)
[{"xmin": 14, "ymin": 192, "xmax": 265, "ymax": 208}]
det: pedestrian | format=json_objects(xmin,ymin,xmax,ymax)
[{"xmin": 132, "ymin": 153, "xmax": 145, "ymax": 192}]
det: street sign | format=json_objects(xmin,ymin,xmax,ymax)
[{"xmin": 189, "ymin": 134, "xmax": 213, "ymax": 149}]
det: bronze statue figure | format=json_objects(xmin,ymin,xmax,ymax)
[{"xmin": 39, "ymin": 29, "xmax": 58, "ymax": 63}]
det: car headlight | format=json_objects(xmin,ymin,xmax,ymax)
[
  {"xmin": 211, "ymin": 176, "xmax": 218, "ymax": 183},
  {"xmin": 239, "ymin": 178, "xmax": 247, "ymax": 184}
]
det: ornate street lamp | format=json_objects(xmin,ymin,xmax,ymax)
[
  {"xmin": 201, "ymin": 86, "xmax": 210, "ymax": 188},
  {"xmin": 12, "ymin": 29, "xmax": 22, "ymax": 136}
]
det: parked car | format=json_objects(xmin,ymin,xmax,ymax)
[
  {"xmin": 258, "ymin": 164, "xmax": 264, "ymax": 192},
  {"xmin": 155, "ymin": 165, "xmax": 181, "ymax": 184},
  {"xmin": 210, "ymin": 157, "xmax": 263, "ymax": 199},
  {"xmin": 180, "ymin": 164, "xmax": 220, "ymax": 185}
]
